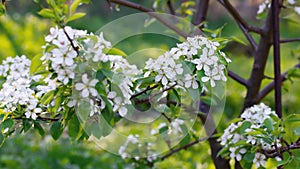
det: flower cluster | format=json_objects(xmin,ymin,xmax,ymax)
[
  {"xmin": 118, "ymin": 134, "xmax": 157, "ymax": 162},
  {"xmin": 220, "ymin": 103, "xmax": 282, "ymax": 168},
  {"xmin": 41, "ymin": 26, "xmax": 139, "ymax": 117},
  {"xmin": 257, "ymin": 0, "xmax": 300, "ymax": 16},
  {"xmin": 0, "ymin": 56, "xmax": 44, "ymax": 120},
  {"xmin": 145, "ymin": 36, "xmax": 230, "ymax": 90},
  {"xmin": 41, "ymin": 26, "xmax": 87, "ymax": 85}
]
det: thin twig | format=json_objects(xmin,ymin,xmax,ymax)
[
  {"xmin": 130, "ymin": 84, "xmax": 159, "ymax": 99},
  {"xmin": 161, "ymin": 137, "xmax": 208, "ymax": 160},
  {"xmin": 109, "ymin": 0, "xmax": 188, "ymax": 38},
  {"xmin": 167, "ymin": 0, "xmax": 175, "ymax": 15},
  {"xmin": 228, "ymin": 69, "xmax": 247, "ymax": 86},
  {"xmin": 257, "ymin": 62, "xmax": 300, "ymax": 102},
  {"xmin": 217, "ymin": 0, "xmax": 264, "ymax": 50},
  {"xmin": 218, "ymin": 0, "xmax": 263, "ymax": 34},
  {"xmin": 280, "ymin": 38, "xmax": 300, "ymax": 43},
  {"xmin": 63, "ymin": 27, "xmax": 79, "ymax": 55}
]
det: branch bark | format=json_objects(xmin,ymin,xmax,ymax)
[
  {"xmin": 271, "ymin": 0, "xmax": 282, "ymax": 117},
  {"xmin": 257, "ymin": 62, "xmax": 300, "ymax": 102},
  {"xmin": 109, "ymin": 0, "xmax": 188, "ymax": 38},
  {"xmin": 192, "ymin": 0, "xmax": 210, "ymax": 30},
  {"xmin": 243, "ymin": 9, "xmax": 273, "ymax": 109},
  {"xmin": 217, "ymin": 0, "xmax": 263, "ymax": 50}
]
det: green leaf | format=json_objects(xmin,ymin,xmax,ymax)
[
  {"xmin": 104, "ymin": 48, "xmax": 127, "ymax": 57},
  {"xmin": 70, "ymin": 0, "xmax": 90, "ymax": 14},
  {"xmin": 138, "ymin": 76, "xmax": 155, "ymax": 88},
  {"xmin": 243, "ymin": 152, "xmax": 255, "ymax": 163},
  {"xmin": 50, "ymin": 121, "xmax": 64, "ymax": 140},
  {"xmin": 264, "ymin": 118, "xmax": 274, "ymax": 132},
  {"xmin": 34, "ymin": 122, "xmax": 45, "ymax": 136},
  {"xmin": 23, "ymin": 119, "xmax": 32, "ymax": 132},
  {"xmin": 30, "ymin": 54, "xmax": 43, "ymax": 75},
  {"xmin": 38, "ymin": 8, "xmax": 55, "ymax": 19},
  {"xmin": 1, "ymin": 119, "xmax": 13, "ymax": 130},
  {"xmin": 294, "ymin": 127, "xmax": 300, "ymax": 136},
  {"xmin": 217, "ymin": 147, "xmax": 229, "ymax": 157},
  {"xmin": 66, "ymin": 12, "xmax": 86, "ymax": 23},
  {"xmin": 40, "ymin": 90, "xmax": 55, "ymax": 105},
  {"xmin": 230, "ymin": 36, "xmax": 248, "ymax": 46},
  {"xmin": 0, "ymin": 4, "xmax": 6, "ymax": 16},
  {"xmin": 239, "ymin": 121, "xmax": 252, "ymax": 134},
  {"xmin": 68, "ymin": 115, "xmax": 80, "ymax": 140},
  {"xmin": 0, "ymin": 132, "xmax": 4, "ymax": 146}
]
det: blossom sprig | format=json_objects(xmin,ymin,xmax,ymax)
[
  {"xmin": 219, "ymin": 103, "xmax": 283, "ymax": 168},
  {"xmin": 144, "ymin": 36, "xmax": 230, "ymax": 91},
  {"xmin": 0, "ymin": 56, "xmax": 45, "ymax": 120},
  {"xmin": 257, "ymin": 0, "xmax": 300, "ymax": 17},
  {"xmin": 118, "ymin": 134, "xmax": 158, "ymax": 163}
]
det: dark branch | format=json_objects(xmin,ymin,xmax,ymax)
[
  {"xmin": 109, "ymin": 0, "xmax": 188, "ymax": 38},
  {"xmin": 13, "ymin": 116, "xmax": 60, "ymax": 122},
  {"xmin": 161, "ymin": 137, "xmax": 208, "ymax": 160},
  {"xmin": 271, "ymin": 0, "xmax": 282, "ymax": 117},
  {"xmin": 63, "ymin": 27, "xmax": 79, "ymax": 55},
  {"xmin": 167, "ymin": 0, "xmax": 175, "ymax": 15},
  {"xmin": 280, "ymin": 38, "xmax": 300, "ymax": 43},
  {"xmin": 131, "ymin": 85, "xmax": 159, "ymax": 99},
  {"xmin": 257, "ymin": 62, "xmax": 300, "ymax": 102},
  {"xmin": 217, "ymin": 0, "xmax": 264, "ymax": 50},
  {"xmin": 192, "ymin": 0, "xmax": 210, "ymax": 31},
  {"xmin": 218, "ymin": 0, "xmax": 263, "ymax": 34},
  {"xmin": 228, "ymin": 69, "xmax": 247, "ymax": 86}
]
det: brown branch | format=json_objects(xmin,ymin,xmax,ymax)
[
  {"xmin": 218, "ymin": 0, "xmax": 263, "ymax": 34},
  {"xmin": 257, "ymin": 62, "xmax": 300, "ymax": 102},
  {"xmin": 217, "ymin": 0, "xmax": 263, "ymax": 50},
  {"xmin": 63, "ymin": 27, "xmax": 79, "ymax": 55},
  {"xmin": 131, "ymin": 84, "xmax": 159, "ymax": 99},
  {"xmin": 271, "ymin": 0, "xmax": 282, "ymax": 117},
  {"xmin": 263, "ymin": 140, "xmax": 300, "ymax": 158},
  {"xmin": 243, "ymin": 8, "xmax": 273, "ymax": 109},
  {"xmin": 192, "ymin": 0, "xmax": 210, "ymax": 31},
  {"xmin": 13, "ymin": 116, "xmax": 60, "ymax": 122},
  {"xmin": 161, "ymin": 137, "xmax": 208, "ymax": 160},
  {"xmin": 280, "ymin": 38, "xmax": 300, "ymax": 43},
  {"xmin": 228, "ymin": 69, "xmax": 247, "ymax": 86},
  {"xmin": 109, "ymin": 0, "xmax": 188, "ymax": 38},
  {"xmin": 167, "ymin": 0, "xmax": 175, "ymax": 15}
]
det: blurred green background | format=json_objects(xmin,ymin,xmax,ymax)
[{"xmin": 1, "ymin": 0, "xmax": 300, "ymax": 168}]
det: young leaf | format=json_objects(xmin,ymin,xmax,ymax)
[
  {"xmin": 30, "ymin": 54, "xmax": 43, "ymax": 75},
  {"xmin": 0, "ymin": 4, "xmax": 5, "ymax": 16},
  {"xmin": 38, "ymin": 8, "xmax": 55, "ymax": 19},
  {"xmin": 104, "ymin": 48, "xmax": 127, "ymax": 57},
  {"xmin": 66, "ymin": 12, "xmax": 86, "ymax": 23}
]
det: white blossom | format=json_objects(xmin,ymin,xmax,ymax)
[
  {"xmin": 253, "ymin": 153, "xmax": 266, "ymax": 167},
  {"xmin": 75, "ymin": 74, "xmax": 98, "ymax": 98}
]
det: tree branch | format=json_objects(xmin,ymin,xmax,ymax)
[
  {"xmin": 228, "ymin": 69, "xmax": 247, "ymax": 86},
  {"xmin": 243, "ymin": 8, "xmax": 273, "ymax": 109},
  {"xmin": 109, "ymin": 0, "xmax": 188, "ymax": 38},
  {"xmin": 257, "ymin": 62, "xmax": 300, "ymax": 102},
  {"xmin": 161, "ymin": 136, "xmax": 208, "ymax": 160},
  {"xmin": 167, "ymin": 0, "xmax": 175, "ymax": 15},
  {"xmin": 192, "ymin": 0, "xmax": 210, "ymax": 31},
  {"xmin": 271, "ymin": 0, "xmax": 282, "ymax": 117},
  {"xmin": 218, "ymin": 0, "xmax": 263, "ymax": 34},
  {"xmin": 280, "ymin": 37, "xmax": 300, "ymax": 43},
  {"xmin": 217, "ymin": 0, "xmax": 263, "ymax": 50}
]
